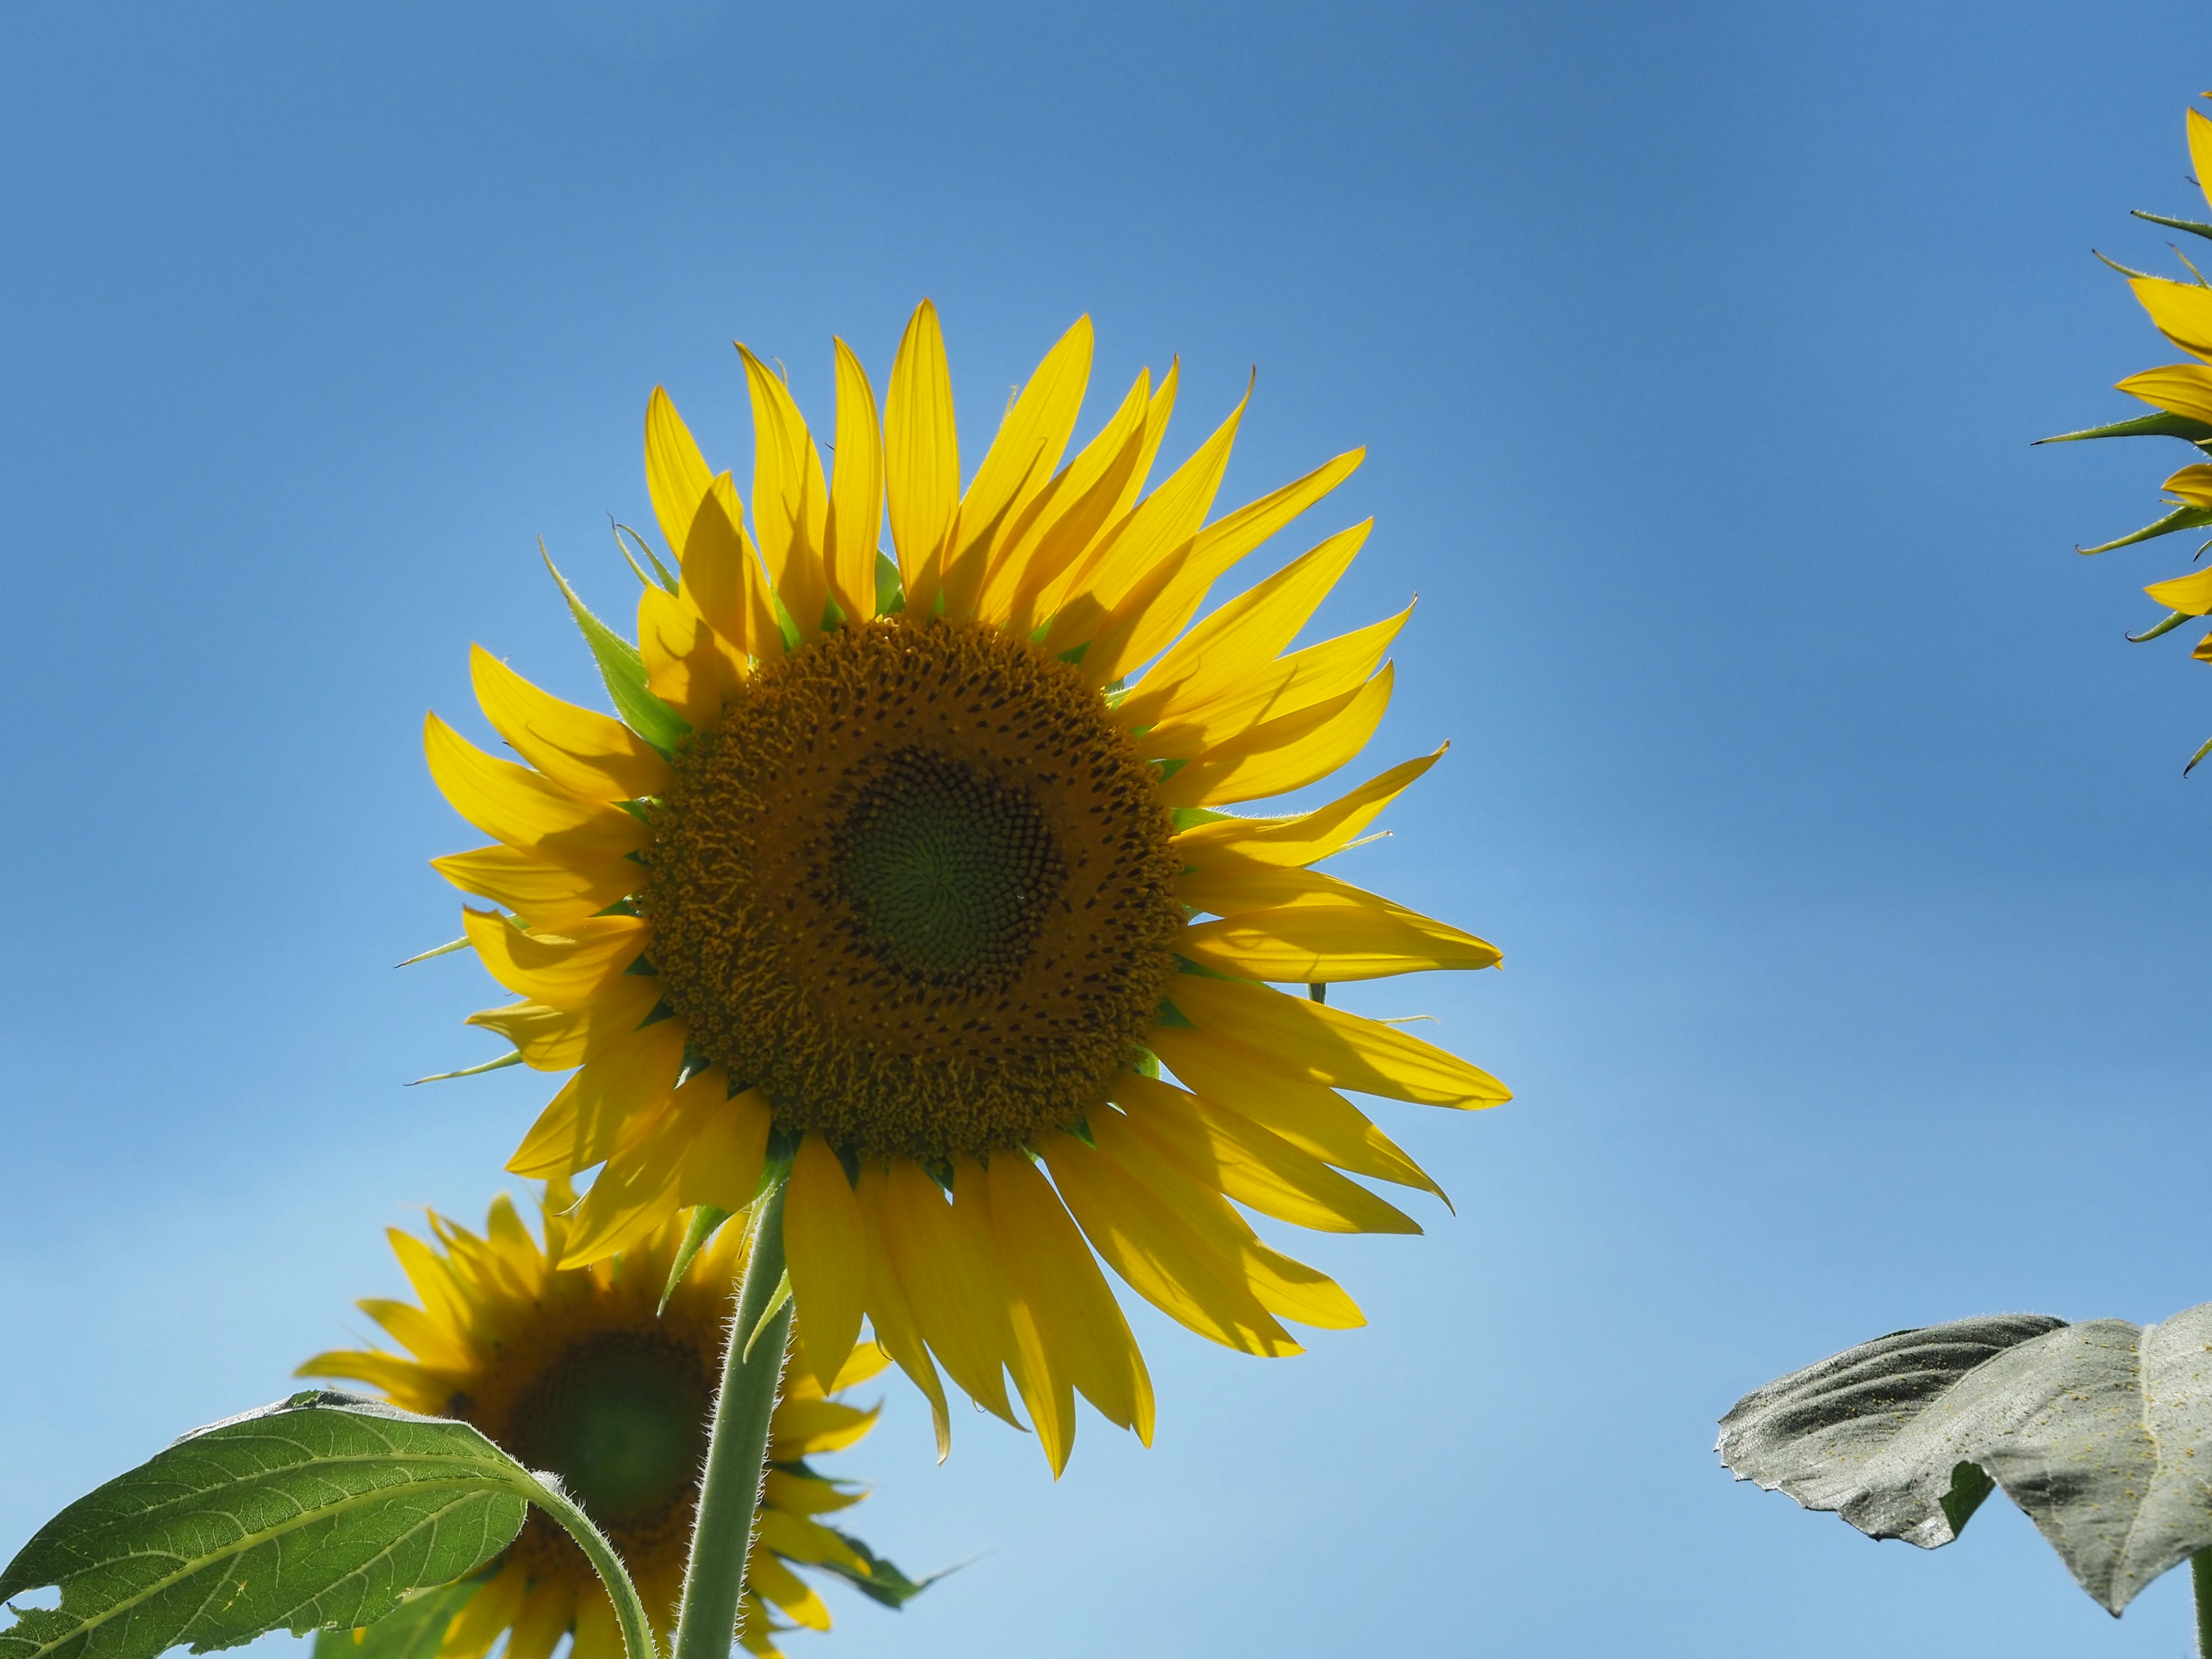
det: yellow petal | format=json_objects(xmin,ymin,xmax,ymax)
[
  {"xmin": 786, "ymin": 1132, "xmax": 868, "ymax": 1389},
  {"xmin": 854, "ymin": 1165, "xmax": 952, "ymax": 1459},
  {"xmin": 438, "ymin": 1558, "xmax": 527, "ymax": 1659},
  {"xmin": 953, "ymin": 1157, "xmax": 1074, "ymax": 1474},
  {"xmin": 1119, "ymin": 520, "xmax": 1369, "ymax": 730},
  {"xmin": 762, "ymin": 1469, "xmax": 864, "ymax": 1518},
  {"xmin": 501, "ymin": 1584, "xmax": 570, "ymax": 1659},
  {"xmin": 430, "ymin": 844, "xmax": 640, "ymax": 930},
  {"xmin": 1086, "ymin": 1108, "xmax": 1364, "ymax": 1330},
  {"xmin": 755, "ymin": 1510, "xmax": 866, "ymax": 1573},
  {"xmin": 993, "ymin": 369, "xmax": 1154, "ymax": 628},
  {"xmin": 877, "ymin": 1161, "xmax": 1018, "ymax": 1425},
  {"xmin": 2117, "ymin": 362, "xmax": 2212, "ymax": 424},
  {"xmin": 424, "ymin": 714, "xmax": 649, "ymax": 867},
  {"xmin": 2145, "ymin": 563, "xmax": 2212, "ymax": 614},
  {"xmin": 673, "ymin": 1081, "xmax": 771, "ymax": 1209},
  {"xmin": 358, "ymin": 1298, "xmax": 469, "ymax": 1369},
  {"xmin": 679, "ymin": 481, "xmax": 782, "ymax": 665},
  {"xmin": 387, "ymin": 1229, "xmax": 471, "ymax": 1336},
  {"xmin": 645, "ymin": 387, "xmax": 715, "ymax": 562},
  {"xmin": 294, "ymin": 1348, "xmax": 441, "ymax": 1402},
  {"xmin": 507, "ymin": 1016, "xmax": 686, "ymax": 1177},
  {"xmin": 465, "ymin": 978, "xmax": 662, "ymax": 1070},
  {"xmin": 1142, "ymin": 607, "xmax": 1408, "ymax": 760},
  {"xmin": 638, "ymin": 585, "xmax": 742, "ymax": 727},
  {"xmin": 2132, "ymin": 275, "xmax": 2212, "ymax": 362},
  {"xmin": 885, "ymin": 299, "xmax": 960, "ymax": 610},
  {"xmin": 984, "ymin": 1151, "xmax": 1153, "ymax": 1443},
  {"xmin": 558, "ymin": 1093, "xmax": 706, "ymax": 1266},
  {"xmin": 745, "ymin": 1555, "xmax": 830, "ymax": 1632},
  {"xmin": 1167, "ymin": 973, "xmax": 1510, "ymax": 1107},
  {"xmin": 460, "ymin": 908, "xmax": 650, "ymax": 1011},
  {"xmin": 737, "ymin": 343, "xmax": 830, "ymax": 642},
  {"xmin": 1179, "ymin": 902, "xmax": 1501, "ymax": 982},
  {"xmin": 1039, "ymin": 1132, "xmax": 1298, "ymax": 1356},
  {"xmin": 941, "ymin": 316, "xmax": 1093, "ymax": 620},
  {"xmin": 768, "ymin": 1396, "xmax": 881, "ymax": 1459},
  {"xmin": 2164, "ymin": 463, "xmax": 2212, "ymax": 510},
  {"xmin": 469, "ymin": 645, "xmax": 672, "ymax": 802},
  {"xmin": 1109, "ymin": 1071, "xmax": 1418, "ymax": 1234},
  {"xmin": 825, "ymin": 339, "xmax": 884, "ymax": 624},
  {"xmin": 1113, "ymin": 451, "xmax": 1368, "ymax": 675},
  {"xmin": 1173, "ymin": 748, "xmax": 1444, "ymax": 869},
  {"xmin": 1158, "ymin": 664, "xmax": 1394, "ymax": 808},
  {"xmin": 2192, "ymin": 107, "xmax": 2212, "ymax": 218},
  {"xmin": 1043, "ymin": 381, "xmax": 1247, "ymax": 655}
]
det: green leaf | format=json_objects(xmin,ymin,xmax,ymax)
[
  {"xmin": 658, "ymin": 1206, "xmax": 732, "ymax": 1315},
  {"xmin": 309, "ymin": 1580, "xmax": 479, "ymax": 1659},
  {"xmin": 0, "ymin": 1392, "xmax": 528, "ymax": 1659},
  {"xmin": 540, "ymin": 546, "xmax": 691, "ymax": 755},
  {"xmin": 2037, "ymin": 410, "xmax": 2212, "ymax": 444},
  {"xmin": 1717, "ymin": 1304, "xmax": 2212, "ymax": 1614},
  {"xmin": 2078, "ymin": 503, "xmax": 2212, "ymax": 555},
  {"xmin": 810, "ymin": 1533, "xmax": 959, "ymax": 1610},
  {"xmin": 2133, "ymin": 206, "xmax": 2212, "ymax": 243}
]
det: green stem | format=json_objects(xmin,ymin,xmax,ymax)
[
  {"xmin": 518, "ymin": 1473, "xmax": 658, "ymax": 1659},
  {"xmin": 2195, "ymin": 1548, "xmax": 2212, "ymax": 1659},
  {"xmin": 671, "ymin": 1181, "xmax": 793, "ymax": 1659}
]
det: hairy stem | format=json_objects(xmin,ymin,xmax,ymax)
[
  {"xmin": 520, "ymin": 1475, "xmax": 658, "ymax": 1659},
  {"xmin": 671, "ymin": 1182, "xmax": 793, "ymax": 1659}
]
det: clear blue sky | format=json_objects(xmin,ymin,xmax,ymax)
[{"xmin": 6, "ymin": 2, "xmax": 2211, "ymax": 1654}]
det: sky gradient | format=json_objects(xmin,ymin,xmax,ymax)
[{"xmin": 6, "ymin": 2, "xmax": 2212, "ymax": 1653}]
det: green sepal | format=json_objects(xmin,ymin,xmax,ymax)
[
  {"xmin": 2184, "ymin": 732, "xmax": 2212, "ymax": 776},
  {"xmin": 310, "ymin": 1580, "xmax": 481, "ymax": 1659},
  {"xmin": 2037, "ymin": 410, "xmax": 2212, "ymax": 444},
  {"xmin": 658, "ymin": 1205, "xmax": 733, "ymax": 1314},
  {"xmin": 2127, "ymin": 608, "xmax": 2194, "ymax": 642},
  {"xmin": 1168, "ymin": 806, "xmax": 1234, "ymax": 830},
  {"xmin": 2078, "ymin": 503, "xmax": 2212, "ymax": 555},
  {"xmin": 393, "ymin": 937, "xmax": 469, "ymax": 968},
  {"xmin": 741, "ymin": 1267, "xmax": 793, "ymax": 1362},
  {"xmin": 408, "ymin": 1051, "xmax": 524, "ymax": 1086},
  {"xmin": 541, "ymin": 544, "xmax": 691, "ymax": 753},
  {"xmin": 1154, "ymin": 998, "xmax": 1194, "ymax": 1029},
  {"xmin": 2133, "ymin": 206, "xmax": 2212, "ymax": 243},
  {"xmin": 874, "ymin": 552, "xmax": 905, "ymax": 616},
  {"xmin": 810, "ymin": 1533, "xmax": 960, "ymax": 1609},
  {"xmin": 611, "ymin": 522, "xmax": 681, "ymax": 595}
]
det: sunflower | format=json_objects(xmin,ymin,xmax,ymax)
[
  {"xmin": 299, "ymin": 1188, "xmax": 908, "ymax": 1659},
  {"xmin": 423, "ymin": 300, "xmax": 1509, "ymax": 1472},
  {"xmin": 2048, "ymin": 96, "xmax": 2212, "ymax": 752}
]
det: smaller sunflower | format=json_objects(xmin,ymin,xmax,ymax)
[
  {"xmin": 300, "ymin": 1188, "xmax": 917, "ymax": 1659},
  {"xmin": 2048, "ymin": 94, "xmax": 2212, "ymax": 767}
]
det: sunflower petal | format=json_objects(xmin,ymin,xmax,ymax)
[
  {"xmin": 1172, "ymin": 748, "xmax": 1444, "ymax": 868},
  {"xmin": 854, "ymin": 1165, "xmax": 953, "ymax": 1459},
  {"xmin": 673, "ymin": 1081, "xmax": 772, "ymax": 1209},
  {"xmin": 465, "ymin": 978, "xmax": 663, "ymax": 1070},
  {"xmin": 787, "ymin": 1132, "xmax": 868, "ymax": 1389},
  {"xmin": 952, "ymin": 1157, "xmax": 1075, "ymax": 1472},
  {"xmin": 469, "ymin": 646, "xmax": 672, "ymax": 802},
  {"xmin": 885, "ymin": 300, "xmax": 960, "ymax": 611},
  {"xmin": 1109, "ymin": 1072, "xmax": 1418, "ymax": 1234},
  {"xmin": 1179, "ymin": 902, "xmax": 1501, "ymax": 982},
  {"xmin": 645, "ymin": 387, "xmax": 715, "ymax": 560},
  {"xmin": 460, "ymin": 908, "xmax": 650, "ymax": 1010},
  {"xmin": 756, "ymin": 1510, "xmax": 866, "ymax": 1573},
  {"xmin": 825, "ymin": 339, "xmax": 885, "ymax": 624},
  {"xmin": 746, "ymin": 1554, "xmax": 831, "ymax": 1632},
  {"xmin": 737, "ymin": 343, "xmax": 831, "ymax": 641},
  {"xmin": 994, "ymin": 370, "xmax": 1154, "ymax": 628},
  {"xmin": 1039, "ymin": 1132, "xmax": 1299, "ymax": 1357},
  {"xmin": 1159, "ymin": 664, "xmax": 1394, "ymax": 808},
  {"xmin": 425, "ymin": 714, "xmax": 649, "ymax": 866},
  {"xmin": 984, "ymin": 1151, "xmax": 1154, "ymax": 1442},
  {"xmin": 876, "ymin": 1161, "xmax": 1019, "ymax": 1425},
  {"xmin": 507, "ymin": 1016, "xmax": 686, "ymax": 1178},
  {"xmin": 638, "ymin": 585, "xmax": 743, "ymax": 726},
  {"xmin": 430, "ymin": 844, "xmax": 640, "ymax": 930},
  {"xmin": 1168, "ymin": 973, "xmax": 1509, "ymax": 1107},
  {"xmin": 2133, "ymin": 275, "xmax": 2212, "ymax": 362},
  {"xmin": 2118, "ymin": 362, "xmax": 2212, "ymax": 425},
  {"xmin": 680, "ymin": 479, "xmax": 782, "ymax": 664}
]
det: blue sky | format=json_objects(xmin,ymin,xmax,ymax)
[{"xmin": 6, "ymin": 1, "xmax": 2212, "ymax": 1653}]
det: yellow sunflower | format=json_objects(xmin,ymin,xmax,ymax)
[
  {"xmin": 300, "ymin": 1188, "xmax": 914, "ymax": 1659},
  {"xmin": 2050, "ymin": 96, "xmax": 2212, "ymax": 737},
  {"xmin": 423, "ymin": 300, "xmax": 1509, "ymax": 1473}
]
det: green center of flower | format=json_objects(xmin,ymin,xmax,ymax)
[
  {"xmin": 832, "ymin": 746, "xmax": 1064, "ymax": 984},
  {"xmin": 506, "ymin": 1332, "xmax": 711, "ymax": 1527}
]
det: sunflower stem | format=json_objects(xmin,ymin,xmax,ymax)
[
  {"xmin": 672, "ymin": 1179, "xmax": 793, "ymax": 1659},
  {"xmin": 2195, "ymin": 1548, "xmax": 2212, "ymax": 1658}
]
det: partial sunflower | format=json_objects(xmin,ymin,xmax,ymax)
[
  {"xmin": 422, "ymin": 299, "xmax": 1509, "ymax": 1474},
  {"xmin": 300, "ymin": 1188, "xmax": 919, "ymax": 1659},
  {"xmin": 2046, "ymin": 94, "xmax": 2212, "ymax": 766}
]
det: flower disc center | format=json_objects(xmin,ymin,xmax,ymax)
[
  {"xmin": 505, "ymin": 1332, "xmax": 710, "ymax": 1527},
  {"xmin": 832, "ymin": 747, "xmax": 1064, "ymax": 985}
]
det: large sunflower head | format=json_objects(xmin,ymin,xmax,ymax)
[
  {"xmin": 424, "ymin": 301, "xmax": 1510, "ymax": 1474},
  {"xmin": 300, "ymin": 1188, "xmax": 906, "ymax": 1659}
]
